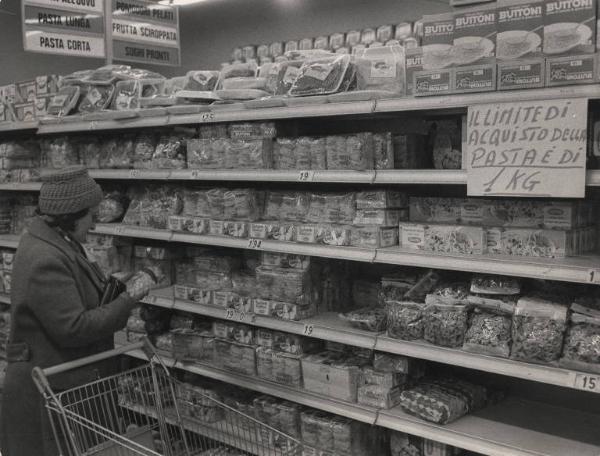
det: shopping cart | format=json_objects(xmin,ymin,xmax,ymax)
[{"xmin": 32, "ymin": 339, "xmax": 321, "ymax": 456}]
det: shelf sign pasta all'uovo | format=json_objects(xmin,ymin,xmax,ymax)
[
  {"xmin": 22, "ymin": 0, "xmax": 106, "ymax": 58},
  {"xmin": 466, "ymin": 98, "xmax": 588, "ymax": 198},
  {"xmin": 111, "ymin": 0, "xmax": 180, "ymax": 66}
]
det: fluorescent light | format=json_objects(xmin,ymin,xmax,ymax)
[{"xmin": 158, "ymin": 0, "xmax": 209, "ymax": 5}]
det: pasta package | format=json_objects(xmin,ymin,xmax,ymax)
[
  {"xmin": 354, "ymin": 45, "xmax": 406, "ymax": 93},
  {"xmin": 423, "ymin": 290, "xmax": 469, "ymax": 348},
  {"xmin": 387, "ymin": 301, "xmax": 426, "ymax": 340},
  {"xmin": 264, "ymin": 192, "xmax": 310, "ymax": 222},
  {"xmin": 306, "ymin": 192, "xmax": 356, "ymax": 224},
  {"xmin": 464, "ymin": 295, "xmax": 516, "ymax": 358},
  {"xmin": 350, "ymin": 226, "xmax": 399, "ymax": 248},
  {"xmin": 152, "ymin": 133, "xmax": 188, "ymax": 169},
  {"xmin": 511, "ymin": 297, "xmax": 567, "ymax": 364},
  {"xmin": 356, "ymin": 190, "xmax": 408, "ymax": 210},
  {"xmin": 326, "ymin": 133, "xmax": 375, "ymax": 171},
  {"xmin": 295, "ymin": 224, "xmax": 352, "ymax": 246},
  {"xmin": 400, "ymin": 223, "xmax": 487, "ymax": 255},
  {"xmin": 223, "ymin": 188, "xmax": 262, "ymax": 221},
  {"xmin": 560, "ymin": 313, "xmax": 600, "ymax": 374},
  {"xmin": 187, "ymin": 138, "xmax": 228, "ymax": 169},
  {"xmin": 289, "ymin": 55, "xmax": 352, "ymax": 96},
  {"xmin": 78, "ymin": 84, "xmax": 115, "ymax": 113},
  {"xmin": 225, "ymin": 139, "xmax": 273, "ymax": 169},
  {"xmin": 256, "ymin": 266, "xmax": 314, "ymax": 305}
]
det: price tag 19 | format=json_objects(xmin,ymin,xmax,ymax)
[
  {"xmin": 247, "ymin": 238, "xmax": 263, "ymax": 250},
  {"xmin": 113, "ymin": 226, "xmax": 126, "ymax": 236},
  {"xmin": 303, "ymin": 324, "xmax": 314, "ymax": 336},
  {"xmin": 571, "ymin": 373, "xmax": 600, "ymax": 393},
  {"xmin": 588, "ymin": 269, "xmax": 600, "ymax": 284},
  {"xmin": 298, "ymin": 170, "xmax": 315, "ymax": 182}
]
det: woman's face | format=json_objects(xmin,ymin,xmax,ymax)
[{"xmin": 71, "ymin": 205, "xmax": 98, "ymax": 243}]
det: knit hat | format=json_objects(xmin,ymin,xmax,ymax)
[{"xmin": 39, "ymin": 166, "xmax": 103, "ymax": 215}]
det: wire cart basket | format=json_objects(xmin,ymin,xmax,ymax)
[{"xmin": 32, "ymin": 339, "xmax": 319, "ymax": 456}]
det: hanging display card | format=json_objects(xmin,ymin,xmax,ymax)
[
  {"xmin": 467, "ymin": 98, "xmax": 588, "ymax": 198},
  {"xmin": 22, "ymin": 0, "xmax": 106, "ymax": 58},
  {"xmin": 111, "ymin": 0, "xmax": 180, "ymax": 66}
]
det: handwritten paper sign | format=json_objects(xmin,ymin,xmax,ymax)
[{"xmin": 467, "ymin": 99, "xmax": 588, "ymax": 198}]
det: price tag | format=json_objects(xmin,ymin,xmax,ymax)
[
  {"xmin": 571, "ymin": 373, "xmax": 600, "ymax": 393},
  {"xmin": 225, "ymin": 308, "xmax": 235, "ymax": 319},
  {"xmin": 224, "ymin": 309, "xmax": 247, "ymax": 322},
  {"xmin": 144, "ymin": 295, "xmax": 158, "ymax": 305},
  {"xmin": 303, "ymin": 324, "xmax": 314, "ymax": 336},
  {"xmin": 247, "ymin": 238, "xmax": 263, "ymax": 249},
  {"xmin": 200, "ymin": 112, "xmax": 215, "ymax": 122},
  {"xmin": 298, "ymin": 170, "xmax": 315, "ymax": 182},
  {"xmin": 191, "ymin": 170, "xmax": 200, "ymax": 179},
  {"xmin": 129, "ymin": 169, "xmax": 140, "ymax": 178},
  {"xmin": 113, "ymin": 226, "xmax": 126, "ymax": 236},
  {"xmin": 587, "ymin": 269, "xmax": 600, "ymax": 284},
  {"xmin": 88, "ymin": 121, "xmax": 97, "ymax": 131}
]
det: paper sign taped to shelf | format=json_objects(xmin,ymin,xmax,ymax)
[
  {"xmin": 24, "ymin": 0, "xmax": 104, "ymax": 13},
  {"xmin": 467, "ymin": 98, "xmax": 588, "ymax": 198},
  {"xmin": 24, "ymin": 30, "xmax": 105, "ymax": 57}
]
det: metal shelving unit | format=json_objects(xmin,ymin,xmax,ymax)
[{"xmin": 125, "ymin": 349, "xmax": 600, "ymax": 456}]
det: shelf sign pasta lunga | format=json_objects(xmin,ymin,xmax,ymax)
[
  {"xmin": 466, "ymin": 98, "xmax": 587, "ymax": 198},
  {"xmin": 22, "ymin": 0, "xmax": 106, "ymax": 58},
  {"xmin": 111, "ymin": 0, "xmax": 180, "ymax": 66}
]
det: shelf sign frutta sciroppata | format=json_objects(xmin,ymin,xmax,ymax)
[
  {"xmin": 22, "ymin": 0, "xmax": 106, "ymax": 58},
  {"xmin": 466, "ymin": 98, "xmax": 588, "ymax": 198},
  {"xmin": 111, "ymin": 0, "xmax": 180, "ymax": 66}
]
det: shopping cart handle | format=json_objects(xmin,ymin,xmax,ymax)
[{"xmin": 40, "ymin": 340, "xmax": 148, "ymax": 378}]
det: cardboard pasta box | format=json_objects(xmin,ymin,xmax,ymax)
[{"xmin": 543, "ymin": 0, "xmax": 597, "ymax": 56}]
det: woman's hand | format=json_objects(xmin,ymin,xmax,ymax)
[{"xmin": 125, "ymin": 270, "xmax": 156, "ymax": 302}]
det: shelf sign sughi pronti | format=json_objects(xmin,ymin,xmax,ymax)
[
  {"xmin": 466, "ymin": 98, "xmax": 588, "ymax": 198},
  {"xmin": 22, "ymin": 0, "xmax": 106, "ymax": 58},
  {"xmin": 111, "ymin": 0, "xmax": 180, "ymax": 66}
]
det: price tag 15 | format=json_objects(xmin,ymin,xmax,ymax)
[
  {"xmin": 247, "ymin": 238, "xmax": 263, "ymax": 250},
  {"xmin": 571, "ymin": 373, "xmax": 600, "ymax": 393},
  {"xmin": 298, "ymin": 170, "xmax": 315, "ymax": 182}
]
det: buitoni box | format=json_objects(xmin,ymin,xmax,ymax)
[
  {"xmin": 543, "ymin": 0, "xmax": 597, "ymax": 56},
  {"xmin": 452, "ymin": 5, "xmax": 497, "ymax": 92}
]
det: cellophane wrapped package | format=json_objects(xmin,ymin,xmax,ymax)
[
  {"xmin": 340, "ymin": 307, "xmax": 387, "ymax": 332},
  {"xmin": 78, "ymin": 84, "xmax": 115, "ymax": 113},
  {"xmin": 400, "ymin": 377, "xmax": 487, "ymax": 425},
  {"xmin": 152, "ymin": 130, "xmax": 190, "ymax": 169},
  {"xmin": 264, "ymin": 191, "xmax": 310, "ymax": 222},
  {"xmin": 223, "ymin": 188, "xmax": 262, "ymax": 221},
  {"xmin": 511, "ymin": 297, "xmax": 568, "ymax": 364},
  {"xmin": 325, "ymin": 133, "xmax": 374, "ymax": 170},
  {"xmin": 99, "ymin": 135, "xmax": 135, "ymax": 169},
  {"xmin": 354, "ymin": 45, "xmax": 406, "ymax": 94},
  {"xmin": 225, "ymin": 139, "xmax": 273, "ymax": 169},
  {"xmin": 98, "ymin": 190, "xmax": 128, "ymax": 223},
  {"xmin": 256, "ymin": 266, "xmax": 314, "ymax": 305},
  {"xmin": 132, "ymin": 133, "xmax": 159, "ymax": 169},
  {"xmin": 182, "ymin": 188, "xmax": 213, "ymax": 218},
  {"xmin": 273, "ymin": 137, "xmax": 327, "ymax": 170},
  {"xmin": 122, "ymin": 185, "xmax": 183, "ymax": 229},
  {"xmin": 386, "ymin": 301, "xmax": 426, "ymax": 340},
  {"xmin": 40, "ymin": 137, "xmax": 78, "ymax": 169},
  {"xmin": 306, "ymin": 192, "xmax": 356, "ymax": 224},
  {"xmin": 78, "ymin": 136, "xmax": 102, "ymax": 169},
  {"xmin": 423, "ymin": 284, "xmax": 470, "ymax": 348},
  {"xmin": 187, "ymin": 138, "xmax": 228, "ymax": 169},
  {"xmin": 560, "ymin": 299, "xmax": 600, "ymax": 374},
  {"xmin": 289, "ymin": 55, "xmax": 353, "ymax": 96}
]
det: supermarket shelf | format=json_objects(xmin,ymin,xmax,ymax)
[
  {"xmin": 0, "ymin": 121, "xmax": 38, "ymax": 133},
  {"xmin": 122, "ymin": 403, "xmax": 282, "ymax": 456},
  {"xmin": 170, "ymin": 169, "xmax": 377, "ymax": 183},
  {"xmin": 93, "ymin": 224, "xmax": 600, "ymax": 284},
  {"xmin": 375, "ymin": 169, "xmax": 466, "ymax": 185},
  {"xmin": 0, "ymin": 182, "xmax": 42, "ymax": 191},
  {"xmin": 125, "ymin": 349, "xmax": 600, "ymax": 456},
  {"xmin": 375, "ymin": 247, "xmax": 600, "ymax": 284},
  {"xmin": 142, "ymin": 287, "xmax": 598, "ymax": 392},
  {"xmin": 0, "ymin": 234, "xmax": 21, "ymax": 249},
  {"xmin": 89, "ymin": 169, "xmax": 172, "ymax": 180},
  {"xmin": 36, "ymin": 115, "xmax": 169, "ymax": 134},
  {"xmin": 375, "ymin": 85, "xmax": 600, "ymax": 114}
]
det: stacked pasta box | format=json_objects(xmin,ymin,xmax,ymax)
[{"xmin": 401, "ymin": 197, "xmax": 597, "ymax": 258}]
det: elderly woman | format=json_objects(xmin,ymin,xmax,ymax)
[{"xmin": 1, "ymin": 166, "xmax": 154, "ymax": 456}]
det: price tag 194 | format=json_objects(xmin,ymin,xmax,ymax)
[
  {"xmin": 571, "ymin": 373, "xmax": 600, "ymax": 393},
  {"xmin": 298, "ymin": 170, "xmax": 315, "ymax": 182},
  {"xmin": 247, "ymin": 238, "xmax": 263, "ymax": 250}
]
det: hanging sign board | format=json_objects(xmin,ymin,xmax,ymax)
[
  {"xmin": 111, "ymin": 0, "xmax": 180, "ymax": 66},
  {"xmin": 466, "ymin": 98, "xmax": 588, "ymax": 198},
  {"xmin": 23, "ymin": 0, "xmax": 106, "ymax": 58}
]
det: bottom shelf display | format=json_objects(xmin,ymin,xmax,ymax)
[{"xmin": 123, "ymin": 348, "xmax": 600, "ymax": 456}]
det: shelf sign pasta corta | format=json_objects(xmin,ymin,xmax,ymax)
[
  {"xmin": 22, "ymin": 0, "xmax": 106, "ymax": 57},
  {"xmin": 466, "ymin": 99, "xmax": 588, "ymax": 198},
  {"xmin": 111, "ymin": 0, "xmax": 180, "ymax": 66}
]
